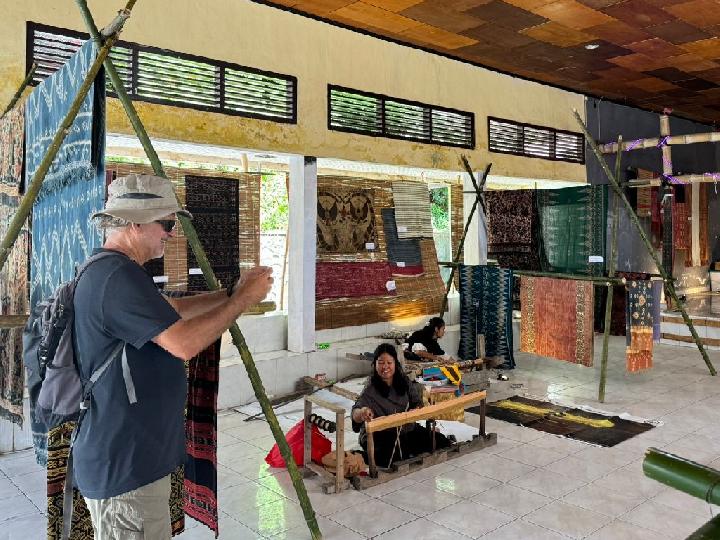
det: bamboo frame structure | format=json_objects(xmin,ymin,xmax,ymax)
[
  {"xmin": 598, "ymin": 137, "xmax": 623, "ymax": 403},
  {"xmin": 73, "ymin": 2, "xmax": 321, "ymax": 537},
  {"xmin": 0, "ymin": 63, "xmax": 37, "ymax": 118},
  {"xmin": 439, "ymin": 158, "xmax": 491, "ymax": 317},
  {"xmin": 600, "ymin": 131, "xmax": 720, "ymax": 153},
  {"xmin": 573, "ymin": 109, "xmax": 716, "ymax": 376}
]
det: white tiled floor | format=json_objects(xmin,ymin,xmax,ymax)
[{"xmin": 2, "ymin": 336, "xmax": 720, "ymax": 539}]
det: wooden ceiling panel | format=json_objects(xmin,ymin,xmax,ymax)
[
  {"xmin": 531, "ymin": 0, "xmax": 615, "ymax": 29},
  {"xmin": 646, "ymin": 20, "xmax": 714, "ymax": 43},
  {"xmin": 400, "ymin": 1, "xmax": 486, "ymax": 32},
  {"xmin": 333, "ymin": 2, "xmax": 423, "ymax": 32},
  {"xmin": 664, "ymin": 0, "xmax": 720, "ymax": 29},
  {"xmin": 399, "ymin": 23, "xmax": 479, "ymax": 49},
  {"xmin": 521, "ymin": 21, "xmax": 596, "ymax": 46},
  {"xmin": 602, "ymin": 0, "xmax": 675, "ymax": 28},
  {"xmin": 464, "ymin": 1, "xmax": 548, "ymax": 30},
  {"xmin": 269, "ymin": 0, "xmax": 720, "ymax": 122}
]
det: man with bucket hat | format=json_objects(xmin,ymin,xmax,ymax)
[{"xmin": 72, "ymin": 174, "xmax": 273, "ymax": 538}]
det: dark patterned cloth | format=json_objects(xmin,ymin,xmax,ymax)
[
  {"xmin": 626, "ymin": 280, "xmax": 654, "ymax": 372},
  {"xmin": 521, "ymin": 276, "xmax": 594, "ymax": 367},
  {"xmin": 185, "ymin": 176, "xmax": 240, "ymax": 291},
  {"xmin": 0, "ymin": 106, "xmax": 24, "ymax": 190},
  {"xmin": 381, "ymin": 208, "xmax": 422, "ymax": 267},
  {"xmin": 184, "ymin": 341, "xmax": 221, "ymax": 537},
  {"xmin": 0, "ymin": 192, "xmax": 29, "ymax": 424},
  {"xmin": 316, "ymin": 262, "xmax": 396, "ymax": 300},
  {"xmin": 458, "ymin": 265, "xmax": 515, "ymax": 368},
  {"xmin": 485, "ymin": 190, "xmax": 541, "ymax": 270},
  {"xmin": 317, "ymin": 188, "xmax": 377, "ymax": 253},
  {"xmin": 537, "ymin": 185, "xmax": 607, "ymax": 277}
]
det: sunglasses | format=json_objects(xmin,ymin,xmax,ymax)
[{"xmin": 154, "ymin": 220, "xmax": 176, "ymax": 233}]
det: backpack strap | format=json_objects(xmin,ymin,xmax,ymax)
[{"xmin": 61, "ymin": 340, "xmax": 124, "ymax": 540}]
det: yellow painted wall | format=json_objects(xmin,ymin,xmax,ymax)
[{"xmin": 1, "ymin": 0, "xmax": 587, "ymax": 180}]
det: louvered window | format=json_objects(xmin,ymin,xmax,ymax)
[
  {"xmin": 488, "ymin": 117, "xmax": 584, "ymax": 163},
  {"xmin": 328, "ymin": 85, "xmax": 474, "ymax": 149},
  {"xmin": 27, "ymin": 22, "xmax": 297, "ymax": 123}
]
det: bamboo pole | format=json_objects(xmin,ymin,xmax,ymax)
[
  {"xmin": 75, "ymin": 2, "xmax": 321, "ymax": 536},
  {"xmin": 1, "ymin": 63, "xmax": 37, "ymax": 118},
  {"xmin": 572, "ymin": 109, "xmax": 716, "ymax": 376},
  {"xmin": 439, "ymin": 158, "xmax": 491, "ymax": 317},
  {"xmin": 598, "ymin": 136, "xmax": 623, "ymax": 403},
  {"xmin": 600, "ymin": 131, "xmax": 720, "ymax": 153},
  {"xmin": 513, "ymin": 270, "xmax": 625, "ymax": 285},
  {"xmin": 0, "ymin": 4, "xmax": 134, "ymax": 272},
  {"xmin": 643, "ymin": 448, "xmax": 720, "ymax": 504}
]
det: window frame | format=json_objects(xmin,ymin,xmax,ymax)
[{"xmin": 487, "ymin": 116, "xmax": 585, "ymax": 164}]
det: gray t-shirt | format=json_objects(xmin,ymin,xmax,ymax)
[{"xmin": 72, "ymin": 249, "xmax": 185, "ymax": 499}]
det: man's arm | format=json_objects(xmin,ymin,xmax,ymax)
[
  {"xmin": 153, "ymin": 267, "xmax": 273, "ymax": 360},
  {"xmin": 165, "ymin": 289, "xmax": 229, "ymax": 319}
]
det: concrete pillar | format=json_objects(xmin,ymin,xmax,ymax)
[
  {"xmin": 287, "ymin": 156, "xmax": 316, "ymax": 352},
  {"xmin": 462, "ymin": 172, "xmax": 486, "ymax": 265}
]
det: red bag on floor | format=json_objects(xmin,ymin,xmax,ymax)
[{"xmin": 265, "ymin": 420, "xmax": 332, "ymax": 468}]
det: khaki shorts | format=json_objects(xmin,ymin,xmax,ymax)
[{"xmin": 84, "ymin": 474, "xmax": 171, "ymax": 540}]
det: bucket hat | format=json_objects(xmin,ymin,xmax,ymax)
[{"xmin": 91, "ymin": 174, "xmax": 192, "ymax": 223}]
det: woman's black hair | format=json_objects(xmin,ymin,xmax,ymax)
[
  {"xmin": 370, "ymin": 343, "xmax": 409, "ymax": 397},
  {"xmin": 427, "ymin": 317, "xmax": 445, "ymax": 332}
]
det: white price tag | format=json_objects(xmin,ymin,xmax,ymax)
[
  {"xmin": 153, "ymin": 275, "xmax": 169, "ymax": 283},
  {"xmin": 588, "ymin": 255, "xmax": 604, "ymax": 263},
  {"xmin": 189, "ymin": 268, "xmax": 203, "ymax": 275},
  {"xmin": 397, "ymin": 225, "xmax": 407, "ymax": 233},
  {"xmin": 397, "ymin": 261, "xmax": 406, "ymax": 267},
  {"xmin": 365, "ymin": 242, "xmax": 375, "ymax": 250},
  {"xmin": 386, "ymin": 280, "xmax": 397, "ymax": 291}
]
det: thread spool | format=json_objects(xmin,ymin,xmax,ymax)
[{"xmin": 308, "ymin": 413, "xmax": 336, "ymax": 433}]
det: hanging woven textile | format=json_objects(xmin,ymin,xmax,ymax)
[
  {"xmin": 0, "ymin": 106, "xmax": 29, "ymax": 425},
  {"xmin": 184, "ymin": 340, "xmax": 221, "ymax": 537},
  {"xmin": 485, "ymin": 190, "xmax": 541, "ymax": 270},
  {"xmin": 0, "ymin": 106, "xmax": 24, "ymax": 191},
  {"xmin": 317, "ymin": 187, "xmax": 377, "ymax": 253},
  {"xmin": 381, "ymin": 208, "xmax": 423, "ymax": 276},
  {"xmin": 457, "ymin": 265, "xmax": 515, "ymax": 368},
  {"xmin": 391, "ymin": 181, "xmax": 434, "ymax": 239},
  {"xmin": 537, "ymin": 185, "xmax": 607, "ymax": 277},
  {"xmin": 26, "ymin": 40, "xmax": 106, "ymax": 309},
  {"xmin": 685, "ymin": 183, "xmax": 709, "ymax": 268},
  {"xmin": 672, "ymin": 186, "xmax": 689, "ymax": 252},
  {"xmin": 316, "ymin": 262, "xmax": 396, "ymax": 300},
  {"xmin": 520, "ymin": 276, "xmax": 594, "ymax": 367},
  {"xmin": 626, "ymin": 280, "xmax": 654, "ymax": 372},
  {"xmin": 651, "ymin": 279, "xmax": 663, "ymax": 342},
  {"xmin": 185, "ymin": 176, "xmax": 240, "ymax": 291}
]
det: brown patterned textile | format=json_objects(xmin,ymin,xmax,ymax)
[
  {"xmin": 626, "ymin": 280, "xmax": 654, "ymax": 373},
  {"xmin": 520, "ymin": 276, "xmax": 594, "ymax": 367},
  {"xmin": 317, "ymin": 188, "xmax": 377, "ymax": 254},
  {"xmin": 0, "ymin": 107, "xmax": 24, "ymax": 190},
  {"xmin": 485, "ymin": 190, "xmax": 541, "ymax": 270}
]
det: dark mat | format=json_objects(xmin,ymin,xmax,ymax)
[{"xmin": 467, "ymin": 395, "xmax": 654, "ymax": 447}]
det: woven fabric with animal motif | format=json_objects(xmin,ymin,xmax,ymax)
[{"xmin": 317, "ymin": 189, "xmax": 377, "ymax": 253}]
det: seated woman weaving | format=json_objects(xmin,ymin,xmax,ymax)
[
  {"xmin": 403, "ymin": 317, "xmax": 449, "ymax": 362},
  {"xmin": 352, "ymin": 343, "xmax": 451, "ymax": 468}
]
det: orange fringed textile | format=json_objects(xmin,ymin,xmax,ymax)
[{"xmin": 520, "ymin": 276, "xmax": 594, "ymax": 367}]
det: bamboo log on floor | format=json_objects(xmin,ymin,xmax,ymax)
[
  {"xmin": 598, "ymin": 136, "xmax": 623, "ymax": 403},
  {"xmin": 1, "ymin": 63, "xmax": 37, "ymax": 118},
  {"xmin": 75, "ymin": 2, "xmax": 322, "ymax": 536},
  {"xmin": 439, "ymin": 158, "xmax": 491, "ymax": 317},
  {"xmin": 572, "ymin": 108, "xmax": 716, "ymax": 377},
  {"xmin": 0, "ymin": 4, "xmax": 134, "ymax": 272}
]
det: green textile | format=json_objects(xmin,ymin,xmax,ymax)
[{"xmin": 537, "ymin": 186, "xmax": 608, "ymax": 277}]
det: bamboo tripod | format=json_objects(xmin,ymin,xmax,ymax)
[
  {"xmin": 573, "ymin": 109, "xmax": 716, "ymax": 379},
  {"xmin": 439, "ymin": 157, "xmax": 491, "ymax": 318},
  {"xmin": 0, "ymin": 1, "xmax": 321, "ymax": 537}
]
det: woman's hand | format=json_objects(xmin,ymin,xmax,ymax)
[{"xmin": 353, "ymin": 407, "xmax": 374, "ymax": 423}]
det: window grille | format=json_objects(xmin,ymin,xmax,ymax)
[{"xmin": 488, "ymin": 117, "xmax": 584, "ymax": 163}]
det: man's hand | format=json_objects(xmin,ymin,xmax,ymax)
[{"xmin": 231, "ymin": 266, "xmax": 273, "ymax": 307}]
